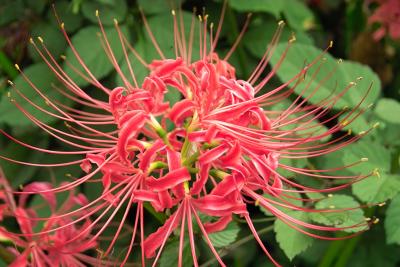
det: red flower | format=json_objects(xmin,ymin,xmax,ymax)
[
  {"xmin": 1, "ymin": 2, "xmax": 377, "ymax": 266},
  {"xmin": 368, "ymin": 0, "xmax": 400, "ymax": 40}
]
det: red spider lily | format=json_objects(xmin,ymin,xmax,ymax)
[
  {"xmin": 0, "ymin": 171, "xmax": 103, "ymax": 266},
  {"xmin": 0, "ymin": 2, "xmax": 379, "ymax": 266},
  {"xmin": 368, "ymin": 0, "xmax": 400, "ymax": 40}
]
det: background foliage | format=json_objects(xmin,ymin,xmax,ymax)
[{"xmin": 0, "ymin": 0, "xmax": 399, "ymax": 266}]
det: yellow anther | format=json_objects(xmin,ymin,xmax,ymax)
[
  {"xmin": 359, "ymin": 131, "xmax": 366, "ymax": 136},
  {"xmin": 289, "ymin": 34, "xmax": 296, "ymax": 43},
  {"xmin": 37, "ymin": 36, "xmax": 44, "ymax": 43},
  {"xmin": 378, "ymin": 202, "xmax": 386, "ymax": 207},
  {"xmin": 60, "ymin": 55, "xmax": 66, "ymax": 60},
  {"xmin": 7, "ymin": 92, "xmax": 11, "ymax": 98},
  {"xmin": 95, "ymin": 10, "xmax": 99, "ymax": 17},
  {"xmin": 60, "ymin": 22, "xmax": 65, "ymax": 29},
  {"xmin": 14, "ymin": 64, "xmax": 20, "ymax": 71},
  {"xmin": 204, "ymin": 14, "xmax": 209, "ymax": 20},
  {"xmin": 373, "ymin": 168, "xmax": 381, "ymax": 178},
  {"xmin": 278, "ymin": 20, "xmax": 285, "ymax": 26},
  {"xmin": 65, "ymin": 173, "xmax": 72, "ymax": 177},
  {"xmin": 342, "ymin": 105, "xmax": 349, "ymax": 111},
  {"xmin": 19, "ymin": 184, "xmax": 24, "ymax": 190},
  {"xmin": 373, "ymin": 122, "xmax": 380, "ymax": 129},
  {"xmin": 7, "ymin": 80, "xmax": 13, "ymax": 86},
  {"xmin": 365, "ymin": 217, "xmax": 371, "ymax": 221},
  {"xmin": 329, "ymin": 205, "xmax": 335, "ymax": 209},
  {"xmin": 361, "ymin": 158, "xmax": 369, "ymax": 162},
  {"xmin": 347, "ymin": 129, "xmax": 352, "ymax": 135},
  {"xmin": 198, "ymin": 15, "xmax": 202, "ymax": 22},
  {"xmin": 322, "ymin": 57, "xmax": 327, "ymax": 61},
  {"xmin": 338, "ymin": 58, "xmax": 343, "ymax": 63},
  {"xmin": 327, "ymin": 194, "xmax": 333, "ymax": 198},
  {"xmin": 171, "ymin": 9, "xmax": 176, "ymax": 16},
  {"xmin": 373, "ymin": 218, "xmax": 380, "ymax": 224},
  {"xmin": 349, "ymin": 81, "xmax": 357, "ymax": 86},
  {"xmin": 255, "ymin": 199, "xmax": 260, "ymax": 206},
  {"xmin": 357, "ymin": 76, "xmax": 363, "ymax": 80},
  {"xmin": 341, "ymin": 120, "xmax": 349, "ymax": 126},
  {"xmin": 210, "ymin": 22, "xmax": 214, "ymax": 29},
  {"xmin": 113, "ymin": 18, "xmax": 118, "ymax": 25},
  {"xmin": 329, "ymin": 40, "xmax": 333, "ymax": 48},
  {"xmin": 29, "ymin": 37, "xmax": 34, "ymax": 44}
]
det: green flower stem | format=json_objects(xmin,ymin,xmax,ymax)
[{"xmin": 317, "ymin": 237, "xmax": 347, "ymax": 267}]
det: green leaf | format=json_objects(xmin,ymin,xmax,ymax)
[
  {"xmin": 343, "ymin": 140, "xmax": 390, "ymax": 175},
  {"xmin": 0, "ymin": 0, "xmax": 24, "ymax": 26},
  {"xmin": 385, "ymin": 194, "xmax": 400, "ymax": 245},
  {"xmin": 274, "ymin": 211, "xmax": 314, "ymax": 260},
  {"xmin": 228, "ymin": 0, "xmax": 284, "ymax": 18},
  {"xmin": 28, "ymin": 22, "xmax": 67, "ymax": 62},
  {"xmin": 260, "ymin": 189, "xmax": 303, "ymax": 216},
  {"xmin": 138, "ymin": 0, "xmax": 181, "ymax": 14},
  {"xmin": 81, "ymin": 0, "xmax": 127, "ymax": 26},
  {"xmin": 282, "ymin": 0, "xmax": 315, "ymax": 31},
  {"xmin": 353, "ymin": 174, "xmax": 400, "ymax": 203},
  {"xmin": 244, "ymin": 20, "xmax": 313, "ymax": 58},
  {"xmin": 49, "ymin": 1, "xmax": 84, "ymax": 33},
  {"xmin": 0, "ymin": 132, "xmax": 48, "ymax": 187},
  {"xmin": 375, "ymin": 98, "xmax": 400, "ymax": 124},
  {"xmin": 208, "ymin": 221, "xmax": 240, "ymax": 248},
  {"xmin": 269, "ymin": 43, "xmax": 380, "ymax": 109},
  {"xmin": 63, "ymin": 25, "xmax": 129, "ymax": 87},
  {"xmin": 0, "ymin": 63, "xmax": 64, "ymax": 126},
  {"xmin": 159, "ymin": 240, "xmax": 192, "ymax": 267},
  {"xmin": 309, "ymin": 195, "xmax": 366, "ymax": 233}
]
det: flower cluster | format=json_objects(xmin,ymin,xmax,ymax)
[
  {"xmin": 0, "ymin": 3, "xmax": 377, "ymax": 267},
  {"xmin": 367, "ymin": 0, "xmax": 400, "ymax": 41}
]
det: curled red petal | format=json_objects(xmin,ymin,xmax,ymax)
[{"xmin": 147, "ymin": 167, "xmax": 190, "ymax": 192}]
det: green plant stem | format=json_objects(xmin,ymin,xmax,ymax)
[
  {"xmin": 333, "ymin": 235, "xmax": 362, "ymax": 267},
  {"xmin": 317, "ymin": 238, "xmax": 347, "ymax": 267},
  {"xmin": 200, "ymin": 225, "xmax": 274, "ymax": 267}
]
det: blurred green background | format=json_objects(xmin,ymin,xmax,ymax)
[{"xmin": 0, "ymin": 0, "xmax": 400, "ymax": 266}]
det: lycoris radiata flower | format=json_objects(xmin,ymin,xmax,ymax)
[{"xmin": 0, "ymin": 1, "xmax": 380, "ymax": 266}]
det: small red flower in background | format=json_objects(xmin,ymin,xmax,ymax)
[
  {"xmin": 0, "ymin": 2, "xmax": 378, "ymax": 266},
  {"xmin": 0, "ymin": 169, "xmax": 102, "ymax": 266},
  {"xmin": 368, "ymin": 0, "xmax": 400, "ymax": 40}
]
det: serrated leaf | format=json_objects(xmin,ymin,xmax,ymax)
[
  {"xmin": 353, "ymin": 174, "xmax": 400, "ymax": 203},
  {"xmin": 228, "ymin": 0, "xmax": 283, "ymax": 18},
  {"xmin": 159, "ymin": 240, "xmax": 192, "ymax": 267},
  {"xmin": 269, "ymin": 43, "xmax": 380, "ymax": 110},
  {"xmin": 309, "ymin": 195, "xmax": 366, "ymax": 233},
  {"xmin": 207, "ymin": 221, "xmax": 240, "ymax": 248},
  {"xmin": 385, "ymin": 194, "xmax": 400, "ymax": 245},
  {"xmin": 0, "ymin": 63, "xmax": 65, "ymax": 126},
  {"xmin": 274, "ymin": 211, "xmax": 314, "ymax": 260},
  {"xmin": 343, "ymin": 140, "xmax": 390, "ymax": 175},
  {"xmin": 260, "ymin": 189, "xmax": 303, "ymax": 216},
  {"xmin": 63, "ymin": 25, "xmax": 128, "ymax": 87},
  {"xmin": 375, "ymin": 98, "xmax": 400, "ymax": 124}
]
